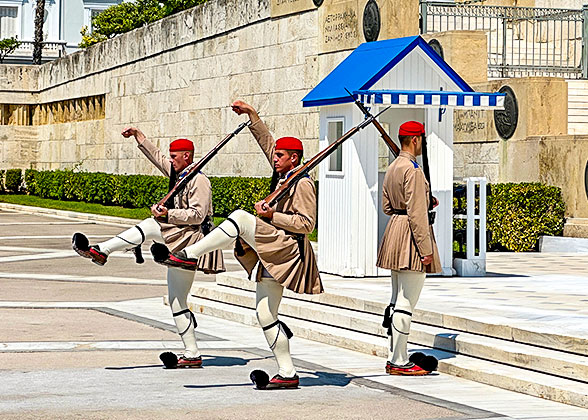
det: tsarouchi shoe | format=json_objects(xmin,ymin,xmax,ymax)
[
  {"xmin": 72, "ymin": 232, "xmax": 107, "ymax": 266},
  {"xmin": 177, "ymin": 355, "xmax": 202, "ymax": 368},
  {"xmin": 150, "ymin": 243, "xmax": 199, "ymax": 271},
  {"xmin": 263, "ymin": 374, "xmax": 300, "ymax": 389},
  {"xmin": 386, "ymin": 361, "xmax": 429, "ymax": 376}
]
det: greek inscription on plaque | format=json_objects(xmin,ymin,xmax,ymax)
[
  {"xmin": 455, "ymin": 110, "xmax": 487, "ymax": 134},
  {"xmin": 323, "ymin": 8, "xmax": 358, "ymax": 47}
]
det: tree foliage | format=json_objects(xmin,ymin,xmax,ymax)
[
  {"xmin": 79, "ymin": 0, "xmax": 209, "ymax": 48},
  {"xmin": 0, "ymin": 37, "xmax": 21, "ymax": 63}
]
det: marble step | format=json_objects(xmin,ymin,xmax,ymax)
[
  {"xmin": 190, "ymin": 282, "xmax": 588, "ymax": 382},
  {"xmin": 185, "ymin": 294, "xmax": 588, "ymax": 409},
  {"xmin": 214, "ymin": 274, "xmax": 588, "ymax": 357}
]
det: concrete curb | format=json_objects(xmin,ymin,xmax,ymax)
[{"xmin": 0, "ymin": 202, "xmax": 141, "ymax": 227}]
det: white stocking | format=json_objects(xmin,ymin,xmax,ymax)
[
  {"xmin": 183, "ymin": 209, "xmax": 257, "ymax": 258},
  {"xmin": 389, "ymin": 270, "xmax": 425, "ymax": 366},
  {"xmin": 167, "ymin": 267, "xmax": 200, "ymax": 358},
  {"xmin": 97, "ymin": 218, "xmax": 163, "ymax": 255},
  {"xmin": 256, "ymin": 276, "xmax": 296, "ymax": 378}
]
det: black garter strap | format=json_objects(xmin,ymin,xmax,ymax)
[
  {"xmin": 225, "ymin": 217, "xmax": 245, "ymax": 256},
  {"xmin": 394, "ymin": 309, "xmax": 413, "ymax": 317},
  {"xmin": 173, "ymin": 308, "xmax": 197, "ymax": 336},
  {"xmin": 262, "ymin": 320, "xmax": 293, "ymax": 339},
  {"xmin": 262, "ymin": 319, "xmax": 293, "ymax": 351},
  {"xmin": 115, "ymin": 224, "xmax": 146, "ymax": 248},
  {"xmin": 391, "ymin": 309, "xmax": 412, "ymax": 336},
  {"xmin": 135, "ymin": 225, "xmax": 145, "ymax": 243}
]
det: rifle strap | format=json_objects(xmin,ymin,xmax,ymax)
[{"xmin": 165, "ymin": 166, "xmax": 177, "ymax": 209}]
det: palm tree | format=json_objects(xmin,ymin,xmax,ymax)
[{"xmin": 32, "ymin": 0, "xmax": 45, "ymax": 64}]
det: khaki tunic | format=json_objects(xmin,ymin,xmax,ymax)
[
  {"xmin": 137, "ymin": 138, "xmax": 225, "ymax": 274},
  {"xmin": 376, "ymin": 151, "xmax": 442, "ymax": 274},
  {"xmin": 234, "ymin": 119, "xmax": 323, "ymax": 295}
]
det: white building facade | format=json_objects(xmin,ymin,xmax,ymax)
[{"xmin": 0, "ymin": 0, "xmax": 121, "ymax": 62}]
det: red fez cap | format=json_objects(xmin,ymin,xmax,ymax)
[
  {"xmin": 275, "ymin": 136, "xmax": 303, "ymax": 151},
  {"xmin": 169, "ymin": 139, "xmax": 194, "ymax": 152},
  {"xmin": 398, "ymin": 121, "xmax": 425, "ymax": 136}
]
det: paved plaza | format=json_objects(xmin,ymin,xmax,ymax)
[{"xmin": 1, "ymin": 205, "xmax": 587, "ymax": 419}]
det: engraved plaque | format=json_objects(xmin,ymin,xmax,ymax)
[
  {"xmin": 362, "ymin": 0, "xmax": 380, "ymax": 42},
  {"xmin": 271, "ymin": 0, "xmax": 315, "ymax": 18},
  {"xmin": 320, "ymin": 0, "xmax": 359, "ymax": 53},
  {"xmin": 494, "ymin": 85, "xmax": 518, "ymax": 140}
]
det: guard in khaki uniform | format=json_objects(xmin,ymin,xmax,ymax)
[
  {"xmin": 151, "ymin": 101, "xmax": 323, "ymax": 389},
  {"xmin": 72, "ymin": 127, "xmax": 224, "ymax": 368},
  {"xmin": 376, "ymin": 121, "xmax": 441, "ymax": 376}
]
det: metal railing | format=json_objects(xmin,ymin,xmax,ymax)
[
  {"xmin": 6, "ymin": 40, "xmax": 68, "ymax": 62},
  {"xmin": 420, "ymin": 1, "xmax": 588, "ymax": 79}
]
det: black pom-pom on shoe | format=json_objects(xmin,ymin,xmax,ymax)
[
  {"xmin": 160, "ymin": 351, "xmax": 178, "ymax": 369},
  {"xmin": 409, "ymin": 352, "xmax": 426, "ymax": 366},
  {"xmin": 151, "ymin": 242, "xmax": 171, "ymax": 263},
  {"xmin": 250, "ymin": 369, "xmax": 270, "ymax": 389},
  {"xmin": 419, "ymin": 355, "xmax": 438, "ymax": 372},
  {"xmin": 72, "ymin": 232, "xmax": 90, "ymax": 251}
]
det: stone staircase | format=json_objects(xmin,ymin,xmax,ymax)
[
  {"xmin": 568, "ymin": 79, "xmax": 588, "ymax": 135},
  {"xmin": 183, "ymin": 273, "xmax": 588, "ymax": 409}
]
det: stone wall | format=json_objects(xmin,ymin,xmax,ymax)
[{"xmin": 0, "ymin": 0, "xmax": 421, "ymax": 177}]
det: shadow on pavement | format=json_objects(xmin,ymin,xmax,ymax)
[
  {"xmin": 184, "ymin": 382, "xmax": 253, "ymax": 389},
  {"xmin": 105, "ymin": 364, "xmax": 162, "ymax": 370}
]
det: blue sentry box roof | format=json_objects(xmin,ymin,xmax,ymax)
[{"xmin": 302, "ymin": 35, "xmax": 473, "ymax": 108}]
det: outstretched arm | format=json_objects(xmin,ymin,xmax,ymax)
[
  {"xmin": 231, "ymin": 100, "xmax": 274, "ymax": 165},
  {"xmin": 122, "ymin": 127, "xmax": 171, "ymax": 176}
]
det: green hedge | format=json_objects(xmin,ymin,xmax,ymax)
[
  {"xmin": 487, "ymin": 183, "xmax": 565, "ymax": 252},
  {"xmin": 3, "ymin": 169, "xmax": 564, "ymax": 252},
  {"xmin": 21, "ymin": 169, "xmax": 270, "ymax": 218},
  {"xmin": 0, "ymin": 170, "xmax": 4, "ymax": 193},
  {"xmin": 5, "ymin": 169, "xmax": 22, "ymax": 193},
  {"xmin": 453, "ymin": 182, "xmax": 565, "ymax": 252}
]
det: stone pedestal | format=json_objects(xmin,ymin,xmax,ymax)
[
  {"xmin": 421, "ymin": 31, "xmax": 488, "ymax": 85},
  {"xmin": 454, "ymin": 258, "xmax": 486, "ymax": 277}
]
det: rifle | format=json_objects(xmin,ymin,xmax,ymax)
[
  {"xmin": 347, "ymin": 89, "xmax": 436, "ymax": 224},
  {"xmin": 156, "ymin": 120, "xmax": 251, "ymax": 210},
  {"xmin": 345, "ymin": 88, "xmax": 400, "ymax": 157},
  {"xmin": 262, "ymin": 106, "xmax": 391, "ymax": 208},
  {"xmin": 130, "ymin": 121, "xmax": 251, "ymax": 264}
]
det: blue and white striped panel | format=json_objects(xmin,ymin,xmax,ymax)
[{"xmin": 354, "ymin": 90, "xmax": 505, "ymax": 110}]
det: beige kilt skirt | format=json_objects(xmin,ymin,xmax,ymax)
[
  {"xmin": 376, "ymin": 215, "xmax": 442, "ymax": 274},
  {"xmin": 235, "ymin": 218, "xmax": 323, "ymax": 295},
  {"xmin": 160, "ymin": 222, "xmax": 225, "ymax": 274}
]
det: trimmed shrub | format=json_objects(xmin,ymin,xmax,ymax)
[
  {"xmin": 24, "ymin": 169, "xmax": 38, "ymax": 195},
  {"xmin": 20, "ymin": 169, "xmax": 272, "ymax": 217},
  {"xmin": 210, "ymin": 177, "xmax": 271, "ymax": 217},
  {"xmin": 5, "ymin": 169, "xmax": 22, "ymax": 193},
  {"xmin": 487, "ymin": 183, "xmax": 565, "ymax": 252},
  {"xmin": 453, "ymin": 182, "xmax": 566, "ymax": 252}
]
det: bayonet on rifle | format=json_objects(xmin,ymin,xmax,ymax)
[
  {"xmin": 345, "ymin": 88, "xmax": 400, "ymax": 157},
  {"xmin": 262, "ymin": 106, "xmax": 391, "ymax": 208},
  {"xmin": 156, "ymin": 120, "xmax": 252, "ymax": 210}
]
